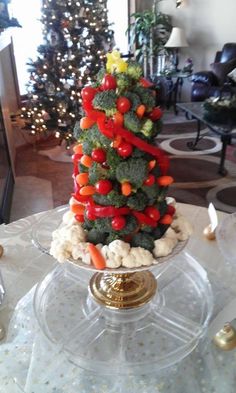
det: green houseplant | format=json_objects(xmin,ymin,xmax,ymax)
[{"xmin": 127, "ymin": 1, "xmax": 172, "ymax": 76}]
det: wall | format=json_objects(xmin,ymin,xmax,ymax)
[{"xmin": 136, "ymin": 0, "xmax": 236, "ymax": 100}]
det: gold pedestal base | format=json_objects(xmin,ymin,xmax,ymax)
[{"xmin": 89, "ymin": 271, "xmax": 157, "ymax": 309}]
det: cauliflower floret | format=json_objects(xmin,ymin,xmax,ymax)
[
  {"xmin": 164, "ymin": 227, "xmax": 178, "ymax": 242},
  {"xmin": 71, "ymin": 242, "xmax": 91, "ymax": 264},
  {"xmin": 166, "ymin": 197, "xmax": 176, "ymax": 207},
  {"xmin": 50, "ymin": 239, "xmax": 72, "ymax": 263},
  {"xmin": 122, "ymin": 247, "xmax": 154, "ymax": 268},
  {"xmin": 64, "ymin": 224, "xmax": 86, "ymax": 245},
  {"xmin": 171, "ymin": 216, "xmax": 193, "ymax": 241},
  {"xmin": 108, "ymin": 240, "xmax": 130, "ymax": 258},
  {"xmin": 153, "ymin": 238, "xmax": 177, "ymax": 259},
  {"xmin": 62, "ymin": 210, "xmax": 77, "ymax": 225},
  {"xmin": 100, "ymin": 245, "xmax": 122, "ymax": 268}
]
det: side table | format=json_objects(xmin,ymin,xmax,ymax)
[{"xmin": 155, "ymin": 72, "xmax": 192, "ymax": 114}]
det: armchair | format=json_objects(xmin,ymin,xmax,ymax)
[{"xmin": 191, "ymin": 43, "xmax": 236, "ymax": 101}]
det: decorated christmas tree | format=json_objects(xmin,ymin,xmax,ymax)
[
  {"xmin": 21, "ymin": 0, "xmax": 114, "ymax": 146},
  {"xmin": 52, "ymin": 51, "xmax": 187, "ymax": 269}
]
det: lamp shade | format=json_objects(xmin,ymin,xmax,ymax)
[{"xmin": 164, "ymin": 27, "xmax": 188, "ymax": 48}]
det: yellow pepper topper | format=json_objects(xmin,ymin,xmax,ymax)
[{"xmin": 106, "ymin": 50, "xmax": 128, "ymax": 73}]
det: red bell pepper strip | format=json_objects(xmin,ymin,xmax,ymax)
[
  {"xmin": 86, "ymin": 203, "xmax": 130, "ymax": 218},
  {"xmin": 114, "ymin": 127, "xmax": 164, "ymax": 160},
  {"xmin": 139, "ymin": 77, "xmax": 154, "ymax": 88},
  {"xmin": 71, "ymin": 193, "xmax": 92, "ymax": 203},
  {"xmin": 132, "ymin": 211, "xmax": 157, "ymax": 227},
  {"xmin": 86, "ymin": 110, "xmax": 106, "ymax": 122},
  {"xmin": 97, "ymin": 117, "xmax": 115, "ymax": 139}
]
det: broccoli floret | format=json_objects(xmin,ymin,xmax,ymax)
[
  {"xmin": 156, "ymin": 188, "xmax": 169, "ymax": 203},
  {"xmin": 116, "ymin": 158, "xmax": 148, "ymax": 188},
  {"xmin": 93, "ymin": 190, "xmax": 127, "ymax": 207},
  {"xmin": 105, "ymin": 233, "xmax": 121, "ymax": 244},
  {"xmin": 80, "ymin": 124, "xmax": 111, "ymax": 149},
  {"xmin": 127, "ymin": 191, "xmax": 148, "ymax": 211},
  {"xmin": 96, "ymin": 68, "xmax": 106, "ymax": 84},
  {"xmin": 82, "ymin": 140, "xmax": 93, "ymax": 155},
  {"xmin": 73, "ymin": 120, "xmax": 82, "ymax": 139},
  {"xmin": 87, "ymin": 229, "xmax": 106, "ymax": 244},
  {"xmin": 118, "ymin": 215, "xmax": 138, "ymax": 236},
  {"xmin": 89, "ymin": 162, "xmax": 109, "ymax": 184},
  {"xmin": 92, "ymin": 90, "xmax": 117, "ymax": 116},
  {"xmin": 106, "ymin": 148, "xmax": 122, "ymax": 178},
  {"xmin": 78, "ymin": 163, "xmax": 89, "ymax": 173},
  {"xmin": 156, "ymin": 200, "xmax": 168, "ymax": 215},
  {"xmin": 132, "ymin": 147, "xmax": 145, "ymax": 158},
  {"xmin": 141, "ymin": 119, "xmax": 154, "ymax": 138},
  {"xmin": 124, "ymin": 112, "xmax": 141, "ymax": 133},
  {"xmin": 126, "ymin": 61, "xmax": 143, "ymax": 80},
  {"xmin": 142, "ymin": 183, "xmax": 160, "ymax": 204},
  {"xmin": 151, "ymin": 224, "xmax": 169, "ymax": 239},
  {"xmin": 94, "ymin": 217, "xmax": 112, "ymax": 233},
  {"xmin": 116, "ymin": 73, "xmax": 131, "ymax": 93},
  {"xmin": 131, "ymin": 232, "xmax": 154, "ymax": 252},
  {"xmin": 133, "ymin": 86, "xmax": 156, "ymax": 111},
  {"xmin": 123, "ymin": 92, "xmax": 141, "ymax": 111},
  {"xmin": 82, "ymin": 216, "xmax": 94, "ymax": 231}
]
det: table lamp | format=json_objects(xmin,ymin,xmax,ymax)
[{"xmin": 164, "ymin": 27, "xmax": 189, "ymax": 71}]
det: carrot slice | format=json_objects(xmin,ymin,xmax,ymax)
[
  {"xmin": 157, "ymin": 176, "xmax": 174, "ymax": 187},
  {"xmin": 136, "ymin": 104, "xmax": 146, "ymax": 119},
  {"xmin": 88, "ymin": 243, "xmax": 106, "ymax": 270},
  {"xmin": 121, "ymin": 182, "xmax": 132, "ymax": 196}
]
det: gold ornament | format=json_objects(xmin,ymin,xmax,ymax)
[
  {"xmin": 203, "ymin": 224, "xmax": 216, "ymax": 240},
  {"xmin": 213, "ymin": 322, "xmax": 236, "ymax": 351}
]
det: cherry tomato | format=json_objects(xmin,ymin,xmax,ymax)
[
  {"xmin": 117, "ymin": 141, "xmax": 133, "ymax": 158},
  {"xmin": 139, "ymin": 77, "xmax": 154, "ymax": 88},
  {"xmin": 111, "ymin": 216, "xmax": 126, "ymax": 231},
  {"xmin": 72, "ymin": 153, "xmax": 82, "ymax": 164},
  {"xmin": 145, "ymin": 206, "xmax": 160, "ymax": 221},
  {"xmin": 117, "ymin": 97, "xmax": 131, "ymax": 114},
  {"xmin": 75, "ymin": 214, "xmax": 85, "ymax": 223},
  {"xmin": 81, "ymin": 86, "xmax": 97, "ymax": 101},
  {"xmin": 167, "ymin": 205, "xmax": 176, "ymax": 216},
  {"xmin": 95, "ymin": 179, "xmax": 113, "ymax": 195},
  {"xmin": 143, "ymin": 174, "xmax": 155, "ymax": 186},
  {"xmin": 102, "ymin": 74, "xmax": 117, "ymax": 90},
  {"xmin": 91, "ymin": 148, "xmax": 106, "ymax": 163},
  {"xmin": 149, "ymin": 107, "xmax": 163, "ymax": 121}
]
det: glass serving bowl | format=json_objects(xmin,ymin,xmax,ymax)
[
  {"xmin": 216, "ymin": 212, "xmax": 236, "ymax": 263},
  {"xmin": 33, "ymin": 253, "xmax": 213, "ymax": 375}
]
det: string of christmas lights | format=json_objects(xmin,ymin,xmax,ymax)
[{"xmin": 21, "ymin": 0, "xmax": 114, "ymax": 146}]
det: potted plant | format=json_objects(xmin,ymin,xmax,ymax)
[{"xmin": 127, "ymin": 0, "xmax": 172, "ymax": 77}]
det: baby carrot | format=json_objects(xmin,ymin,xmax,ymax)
[
  {"xmin": 157, "ymin": 176, "xmax": 174, "ymax": 187},
  {"xmin": 80, "ymin": 154, "xmax": 93, "ymax": 168},
  {"xmin": 136, "ymin": 104, "xmax": 146, "ymax": 119},
  {"xmin": 76, "ymin": 172, "xmax": 89, "ymax": 186},
  {"xmin": 79, "ymin": 185, "xmax": 96, "ymax": 196},
  {"xmin": 88, "ymin": 243, "xmax": 106, "ymax": 270},
  {"xmin": 148, "ymin": 159, "xmax": 156, "ymax": 170},
  {"xmin": 73, "ymin": 143, "xmax": 83, "ymax": 154},
  {"xmin": 112, "ymin": 135, "xmax": 122, "ymax": 148},
  {"xmin": 70, "ymin": 203, "xmax": 85, "ymax": 215},
  {"xmin": 121, "ymin": 181, "xmax": 132, "ymax": 196}
]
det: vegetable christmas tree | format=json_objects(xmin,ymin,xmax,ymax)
[{"xmin": 71, "ymin": 51, "xmax": 174, "ymax": 252}]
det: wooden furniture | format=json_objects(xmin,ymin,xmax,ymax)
[{"xmin": 0, "ymin": 31, "xmax": 20, "ymax": 223}]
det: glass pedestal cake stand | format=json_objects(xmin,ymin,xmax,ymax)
[{"xmin": 32, "ymin": 206, "xmax": 213, "ymax": 375}]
